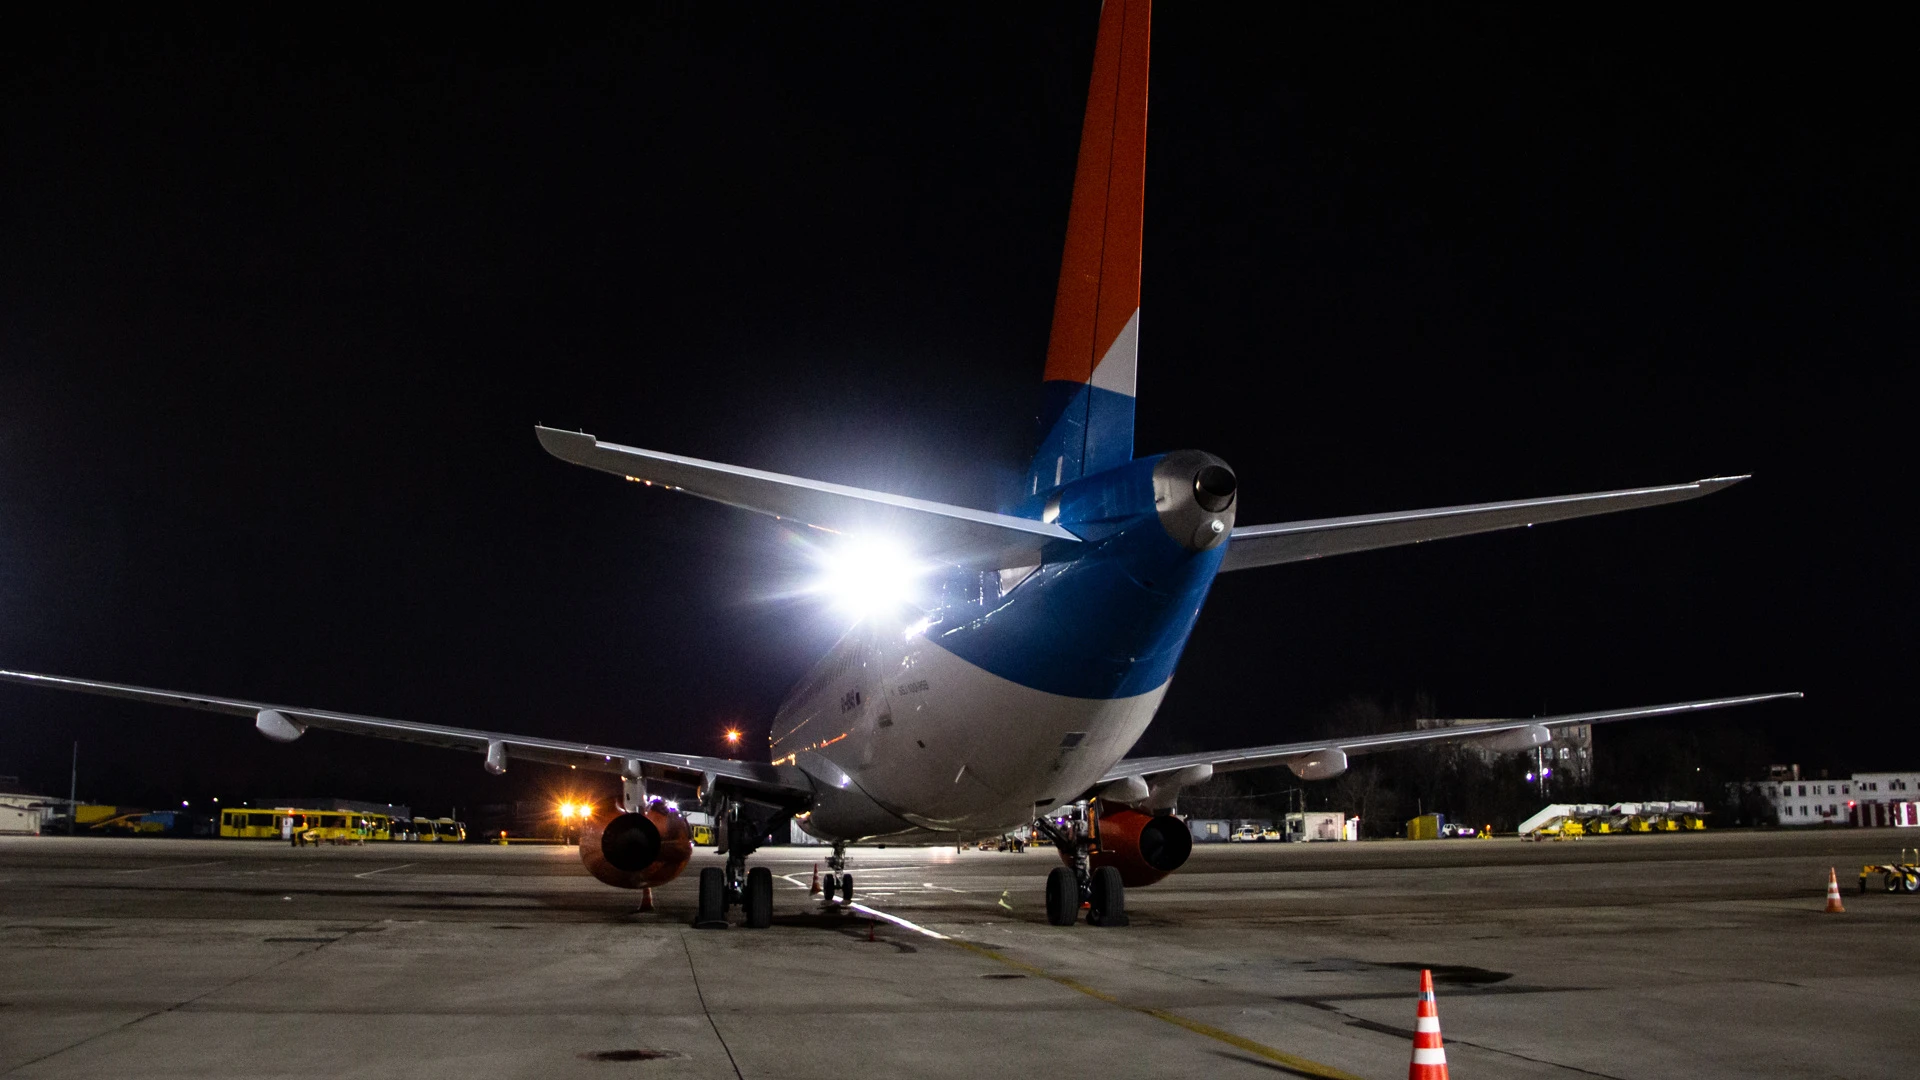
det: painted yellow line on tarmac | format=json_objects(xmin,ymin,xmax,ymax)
[
  {"xmin": 809, "ymin": 889, "xmax": 1363, "ymax": 1079},
  {"xmin": 946, "ymin": 938, "xmax": 1366, "ymax": 1080}
]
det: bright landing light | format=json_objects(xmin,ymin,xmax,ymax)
[{"xmin": 813, "ymin": 536, "xmax": 925, "ymax": 619}]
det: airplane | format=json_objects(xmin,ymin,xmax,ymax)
[{"xmin": 0, "ymin": 0, "xmax": 1796, "ymax": 930}]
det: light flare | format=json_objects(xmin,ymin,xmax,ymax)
[{"xmin": 811, "ymin": 535, "xmax": 928, "ymax": 619}]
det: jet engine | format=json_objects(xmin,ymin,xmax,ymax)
[
  {"xmin": 578, "ymin": 806, "xmax": 693, "ymax": 889},
  {"xmin": 1086, "ymin": 805, "xmax": 1193, "ymax": 887}
]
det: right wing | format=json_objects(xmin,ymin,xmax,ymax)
[
  {"xmin": 0, "ymin": 669, "xmax": 812, "ymax": 804},
  {"xmin": 1103, "ymin": 693, "xmax": 1802, "ymax": 787},
  {"xmin": 536, "ymin": 427, "xmax": 1077, "ymax": 570},
  {"xmin": 1221, "ymin": 476, "xmax": 1746, "ymax": 572}
]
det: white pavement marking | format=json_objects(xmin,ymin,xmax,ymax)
[
  {"xmin": 922, "ymin": 882, "xmax": 967, "ymax": 892},
  {"xmin": 113, "ymin": 860, "xmax": 224, "ymax": 874},
  {"xmin": 353, "ymin": 863, "xmax": 413, "ymax": 879},
  {"xmin": 845, "ymin": 902, "xmax": 949, "ymax": 940}
]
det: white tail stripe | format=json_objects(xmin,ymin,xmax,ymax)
[
  {"xmin": 1412, "ymin": 1048, "xmax": 1448, "ymax": 1065},
  {"xmin": 1089, "ymin": 308, "xmax": 1139, "ymax": 397}
]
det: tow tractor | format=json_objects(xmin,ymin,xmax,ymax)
[{"xmin": 1858, "ymin": 849, "xmax": 1920, "ymax": 894}]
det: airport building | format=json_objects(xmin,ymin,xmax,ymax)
[
  {"xmin": 1755, "ymin": 765, "xmax": 1920, "ymax": 826},
  {"xmin": 1414, "ymin": 717, "xmax": 1595, "ymax": 786}
]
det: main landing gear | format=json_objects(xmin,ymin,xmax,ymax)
[
  {"xmin": 819, "ymin": 840, "xmax": 855, "ymax": 906},
  {"xmin": 694, "ymin": 798, "xmax": 790, "ymax": 930},
  {"xmin": 1034, "ymin": 808, "xmax": 1128, "ymax": 928}
]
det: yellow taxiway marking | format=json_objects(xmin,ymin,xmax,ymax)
[
  {"xmin": 945, "ymin": 938, "xmax": 1366, "ymax": 1080},
  {"xmin": 831, "ymin": 890, "xmax": 1365, "ymax": 1080}
]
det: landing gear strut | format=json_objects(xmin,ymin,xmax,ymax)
[
  {"xmin": 1034, "ymin": 806, "xmax": 1127, "ymax": 927},
  {"xmin": 694, "ymin": 795, "xmax": 790, "ymax": 930},
  {"xmin": 820, "ymin": 840, "xmax": 854, "ymax": 906}
]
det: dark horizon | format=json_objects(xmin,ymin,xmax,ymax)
[{"xmin": 2, "ymin": 6, "xmax": 1909, "ymax": 811}]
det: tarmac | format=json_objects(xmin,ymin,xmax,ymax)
[{"xmin": 2, "ymin": 828, "xmax": 1916, "ymax": 1079}]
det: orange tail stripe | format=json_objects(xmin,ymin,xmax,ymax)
[{"xmin": 1043, "ymin": 0, "xmax": 1151, "ymax": 385}]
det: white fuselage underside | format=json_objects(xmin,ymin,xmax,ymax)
[{"xmin": 771, "ymin": 615, "xmax": 1165, "ymax": 842}]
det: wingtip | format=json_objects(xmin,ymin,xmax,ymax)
[
  {"xmin": 534, "ymin": 425, "xmax": 597, "ymax": 462},
  {"xmin": 1695, "ymin": 474, "xmax": 1752, "ymax": 490}
]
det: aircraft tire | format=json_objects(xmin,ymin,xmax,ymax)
[
  {"xmin": 695, "ymin": 867, "xmax": 729, "ymax": 928},
  {"xmin": 744, "ymin": 867, "xmax": 773, "ymax": 928},
  {"xmin": 1088, "ymin": 866, "xmax": 1128, "ymax": 927},
  {"xmin": 1886, "ymin": 873, "xmax": 1903, "ymax": 894},
  {"xmin": 840, "ymin": 874, "xmax": 854, "ymax": 905},
  {"xmin": 1905, "ymin": 874, "xmax": 1920, "ymax": 895},
  {"xmin": 1045, "ymin": 867, "xmax": 1079, "ymax": 926}
]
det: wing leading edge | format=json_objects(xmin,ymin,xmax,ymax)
[
  {"xmin": 1220, "ymin": 476, "xmax": 1747, "ymax": 572},
  {"xmin": 1102, "ymin": 693, "xmax": 1803, "ymax": 786},
  {"xmin": 0, "ymin": 669, "xmax": 811, "ymax": 803}
]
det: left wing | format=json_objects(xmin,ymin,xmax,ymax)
[
  {"xmin": 0, "ymin": 669, "xmax": 812, "ymax": 803},
  {"xmin": 1101, "ymin": 693, "xmax": 1802, "ymax": 788}
]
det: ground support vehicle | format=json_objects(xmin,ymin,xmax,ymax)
[
  {"xmin": 1858, "ymin": 850, "xmax": 1920, "ymax": 895},
  {"xmin": 218, "ymin": 810, "xmax": 283, "ymax": 839}
]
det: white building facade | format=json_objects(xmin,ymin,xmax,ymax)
[{"xmin": 1757, "ymin": 767, "xmax": 1920, "ymax": 827}]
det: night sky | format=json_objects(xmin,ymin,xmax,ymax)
[{"xmin": 2, "ymin": 6, "xmax": 1910, "ymax": 811}]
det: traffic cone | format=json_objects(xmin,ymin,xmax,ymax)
[
  {"xmin": 810, "ymin": 863, "xmax": 821, "ymax": 895},
  {"xmin": 1825, "ymin": 867, "xmax": 1845, "ymax": 913},
  {"xmin": 639, "ymin": 886, "xmax": 655, "ymax": 913},
  {"xmin": 1409, "ymin": 969, "xmax": 1449, "ymax": 1079}
]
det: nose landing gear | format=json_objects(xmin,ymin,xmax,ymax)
[{"xmin": 820, "ymin": 840, "xmax": 855, "ymax": 906}]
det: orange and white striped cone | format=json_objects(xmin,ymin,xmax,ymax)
[
  {"xmin": 1825, "ymin": 867, "xmax": 1845, "ymax": 913},
  {"xmin": 1410, "ymin": 968, "xmax": 1449, "ymax": 1079},
  {"xmin": 639, "ymin": 886, "xmax": 655, "ymax": 913},
  {"xmin": 810, "ymin": 864, "xmax": 821, "ymax": 895}
]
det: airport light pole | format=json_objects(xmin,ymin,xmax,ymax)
[{"xmin": 68, "ymin": 742, "xmax": 78, "ymax": 835}]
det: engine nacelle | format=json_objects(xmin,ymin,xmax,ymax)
[
  {"xmin": 1083, "ymin": 805, "xmax": 1193, "ymax": 888},
  {"xmin": 578, "ymin": 807, "xmax": 693, "ymax": 889}
]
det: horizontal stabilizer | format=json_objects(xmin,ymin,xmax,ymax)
[
  {"xmin": 537, "ymin": 427, "xmax": 1076, "ymax": 570},
  {"xmin": 1103, "ymin": 692, "xmax": 1802, "ymax": 784},
  {"xmin": 1221, "ymin": 476, "xmax": 1746, "ymax": 572},
  {"xmin": 0, "ymin": 669, "xmax": 811, "ymax": 801}
]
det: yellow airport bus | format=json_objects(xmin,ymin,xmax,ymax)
[
  {"xmin": 433, "ymin": 817, "xmax": 466, "ymax": 843},
  {"xmin": 218, "ymin": 809, "xmax": 283, "ymax": 839},
  {"xmin": 411, "ymin": 816, "xmax": 438, "ymax": 841}
]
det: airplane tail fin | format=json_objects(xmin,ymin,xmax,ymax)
[{"xmin": 1026, "ymin": 0, "xmax": 1150, "ymax": 501}]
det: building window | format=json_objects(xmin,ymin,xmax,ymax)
[{"xmin": 1798, "ymin": 785, "xmax": 1807, "ymax": 796}]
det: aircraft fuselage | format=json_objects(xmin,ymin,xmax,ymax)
[{"xmin": 773, "ymin": 450, "xmax": 1236, "ymax": 840}]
